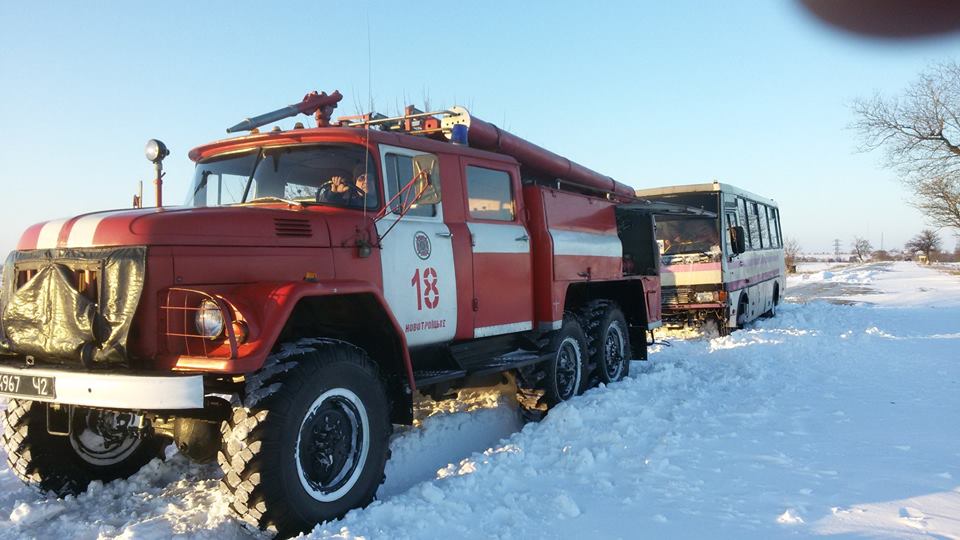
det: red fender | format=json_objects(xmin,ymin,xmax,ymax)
[{"xmin": 166, "ymin": 279, "xmax": 415, "ymax": 391}]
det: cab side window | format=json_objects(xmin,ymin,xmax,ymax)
[
  {"xmin": 466, "ymin": 166, "xmax": 515, "ymax": 221},
  {"xmin": 385, "ymin": 153, "xmax": 437, "ymax": 218}
]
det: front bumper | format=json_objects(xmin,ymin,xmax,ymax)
[{"xmin": 0, "ymin": 363, "xmax": 203, "ymax": 410}]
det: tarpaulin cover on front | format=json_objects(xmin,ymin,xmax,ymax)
[{"xmin": 0, "ymin": 246, "xmax": 146, "ymax": 366}]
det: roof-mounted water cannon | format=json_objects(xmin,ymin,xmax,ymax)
[{"xmin": 226, "ymin": 90, "xmax": 343, "ymax": 133}]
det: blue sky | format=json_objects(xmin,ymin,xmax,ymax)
[{"xmin": 1, "ymin": 1, "xmax": 958, "ymax": 254}]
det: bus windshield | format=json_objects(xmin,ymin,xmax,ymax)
[
  {"xmin": 656, "ymin": 217, "xmax": 721, "ymax": 256},
  {"xmin": 185, "ymin": 144, "xmax": 379, "ymax": 210}
]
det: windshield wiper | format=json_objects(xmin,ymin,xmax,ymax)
[
  {"xmin": 240, "ymin": 148, "xmax": 265, "ymax": 203},
  {"xmin": 243, "ymin": 196, "xmax": 305, "ymax": 207}
]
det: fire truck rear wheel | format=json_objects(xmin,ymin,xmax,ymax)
[
  {"xmin": 1, "ymin": 400, "xmax": 167, "ymax": 496},
  {"xmin": 218, "ymin": 342, "xmax": 392, "ymax": 537},
  {"xmin": 542, "ymin": 316, "xmax": 587, "ymax": 407},
  {"xmin": 581, "ymin": 301, "xmax": 631, "ymax": 385}
]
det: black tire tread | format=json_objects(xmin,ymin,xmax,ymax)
[
  {"xmin": 2, "ymin": 399, "xmax": 46, "ymax": 487},
  {"xmin": 539, "ymin": 313, "xmax": 587, "ymax": 408},
  {"xmin": 1, "ymin": 399, "xmax": 166, "ymax": 496},
  {"xmin": 218, "ymin": 339, "xmax": 392, "ymax": 535},
  {"xmin": 578, "ymin": 300, "xmax": 630, "ymax": 386},
  {"xmin": 578, "ymin": 300, "xmax": 612, "ymax": 363}
]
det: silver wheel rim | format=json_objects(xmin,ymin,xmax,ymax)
[
  {"xmin": 295, "ymin": 387, "xmax": 370, "ymax": 502},
  {"xmin": 603, "ymin": 321, "xmax": 626, "ymax": 381},
  {"xmin": 69, "ymin": 410, "xmax": 142, "ymax": 466},
  {"xmin": 556, "ymin": 336, "xmax": 582, "ymax": 399}
]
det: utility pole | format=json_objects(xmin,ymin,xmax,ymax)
[{"xmin": 833, "ymin": 238, "xmax": 841, "ymax": 261}]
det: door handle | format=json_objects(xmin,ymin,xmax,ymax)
[
  {"xmin": 515, "ymin": 234, "xmax": 529, "ymax": 242},
  {"xmin": 435, "ymin": 232, "xmax": 453, "ymax": 238}
]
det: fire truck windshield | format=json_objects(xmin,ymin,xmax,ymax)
[{"xmin": 185, "ymin": 144, "xmax": 379, "ymax": 210}]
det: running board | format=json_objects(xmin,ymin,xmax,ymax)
[
  {"xmin": 413, "ymin": 351, "xmax": 549, "ymax": 387},
  {"xmin": 414, "ymin": 369, "xmax": 467, "ymax": 387},
  {"xmin": 468, "ymin": 351, "xmax": 549, "ymax": 377}
]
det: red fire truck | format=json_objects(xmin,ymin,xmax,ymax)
[{"xmin": 0, "ymin": 91, "xmax": 662, "ymax": 536}]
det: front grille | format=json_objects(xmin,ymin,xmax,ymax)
[
  {"xmin": 16, "ymin": 266, "xmax": 99, "ymax": 303},
  {"xmin": 662, "ymin": 286, "xmax": 695, "ymax": 305},
  {"xmin": 274, "ymin": 218, "xmax": 312, "ymax": 237}
]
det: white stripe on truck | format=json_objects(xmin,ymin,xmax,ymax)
[
  {"xmin": 36, "ymin": 218, "xmax": 69, "ymax": 249},
  {"xmin": 549, "ymin": 229, "xmax": 622, "ymax": 257},
  {"xmin": 468, "ymin": 222, "xmax": 531, "ymax": 254},
  {"xmin": 66, "ymin": 214, "xmax": 106, "ymax": 248}
]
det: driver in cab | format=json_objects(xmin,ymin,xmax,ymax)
[{"xmin": 319, "ymin": 165, "xmax": 373, "ymax": 207}]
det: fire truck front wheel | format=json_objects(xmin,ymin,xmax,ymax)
[
  {"xmin": 1, "ymin": 400, "xmax": 167, "ymax": 496},
  {"xmin": 542, "ymin": 316, "xmax": 587, "ymax": 407},
  {"xmin": 218, "ymin": 341, "xmax": 392, "ymax": 537}
]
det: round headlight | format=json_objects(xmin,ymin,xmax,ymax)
[
  {"xmin": 145, "ymin": 139, "xmax": 169, "ymax": 163},
  {"xmin": 194, "ymin": 299, "xmax": 224, "ymax": 340}
]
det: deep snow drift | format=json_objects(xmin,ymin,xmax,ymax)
[{"xmin": 0, "ymin": 261, "xmax": 958, "ymax": 539}]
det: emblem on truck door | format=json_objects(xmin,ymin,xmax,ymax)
[{"xmin": 413, "ymin": 231, "xmax": 432, "ymax": 260}]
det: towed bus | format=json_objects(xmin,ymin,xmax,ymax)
[{"xmin": 635, "ymin": 182, "xmax": 785, "ymax": 333}]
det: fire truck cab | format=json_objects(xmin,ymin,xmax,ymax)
[{"xmin": 0, "ymin": 92, "xmax": 661, "ymax": 536}]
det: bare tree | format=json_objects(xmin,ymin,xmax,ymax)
[
  {"xmin": 783, "ymin": 237, "xmax": 801, "ymax": 271},
  {"xmin": 905, "ymin": 229, "xmax": 943, "ymax": 259},
  {"xmin": 912, "ymin": 176, "xmax": 960, "ymax": 229},
  {"xmin": 850, "ymin": 60, "xmax": 960, "ymax": 230},
  {"xmin": 852, "ymin": 237, "xmax": 873, "ymax": 262}
]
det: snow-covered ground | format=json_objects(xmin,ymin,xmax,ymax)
[
  {"xmin": 794, "ymin": 261, "xmax": 851, "ymax": 274},
  {"xmin": 1, "ymin": 261, "xmax": 959, "ymax": 539}
]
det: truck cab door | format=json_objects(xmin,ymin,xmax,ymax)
[
  {"xmin": 460, "ymin": 159, "xmax": 534, "ymax": 338},
  {"xmin": 375, "ymin": 145, "xmax": 458, "ymax": 347}
]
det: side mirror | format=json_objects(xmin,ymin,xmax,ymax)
[
  {"xmin": 400, "ymin": 155, "xmax": 441, "ymax": 211},
  {"xmin": 730, "ymin": 226, "xmax": 746, "ymax": 255},
  {"xmin": 415, "ymin": 184, "xmax": 441, "ymax": 206}
]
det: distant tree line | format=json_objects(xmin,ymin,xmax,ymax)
[{"xmin": 789, "ymin": 229, "xmax": 960, "ymax": 264}]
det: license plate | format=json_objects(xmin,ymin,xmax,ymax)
[{"xmin": 0, "ymin": 373, "xmax": 56, "ymax": 399}]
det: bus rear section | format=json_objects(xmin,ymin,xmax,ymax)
[{"xmin": 636, "ymin": 182, "xmax": 785, "ymax": 333}]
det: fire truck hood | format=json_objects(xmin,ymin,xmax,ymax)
[{"xmin": 15, "ymin": 206, "xmax": 331, "ymax": 250}]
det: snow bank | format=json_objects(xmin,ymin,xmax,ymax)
[{"xmin": 306, "ymin": 297, "xmax": 960, "ymax": 539}]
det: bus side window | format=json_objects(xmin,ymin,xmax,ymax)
[
  {"xmin": 748, "ymin": 202, "xmax": 762, "ymax": 249},
  {"xmin": 737, "ymin": 198, "xmax": 752, "ymax": 250},
  {"xmin": 770, "ymin": 207, "xmax": 782, "ymax": 247},
  {"xmin": 765, "ymin": 206, "xmax": 778, "ymax": 248},
  {"xmin": 725, "ymin": 211, "xmax": 739, "ymax": 253},
  {"xmin": 758, "ymin": 204, "xmax": 771, "ymax": 249}
]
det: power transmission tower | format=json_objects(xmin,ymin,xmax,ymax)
[{"xmin": 833, "ymin": 238, "xmax": 841, "ymax": 260}]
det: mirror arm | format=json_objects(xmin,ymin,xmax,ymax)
[
  {"xmin": 375, "ymin": 171, "xmax": 428, "ymax": 222},
  {"xmin": 374, "ymin": 171, "xmax": 432, "ymax": 244}
]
